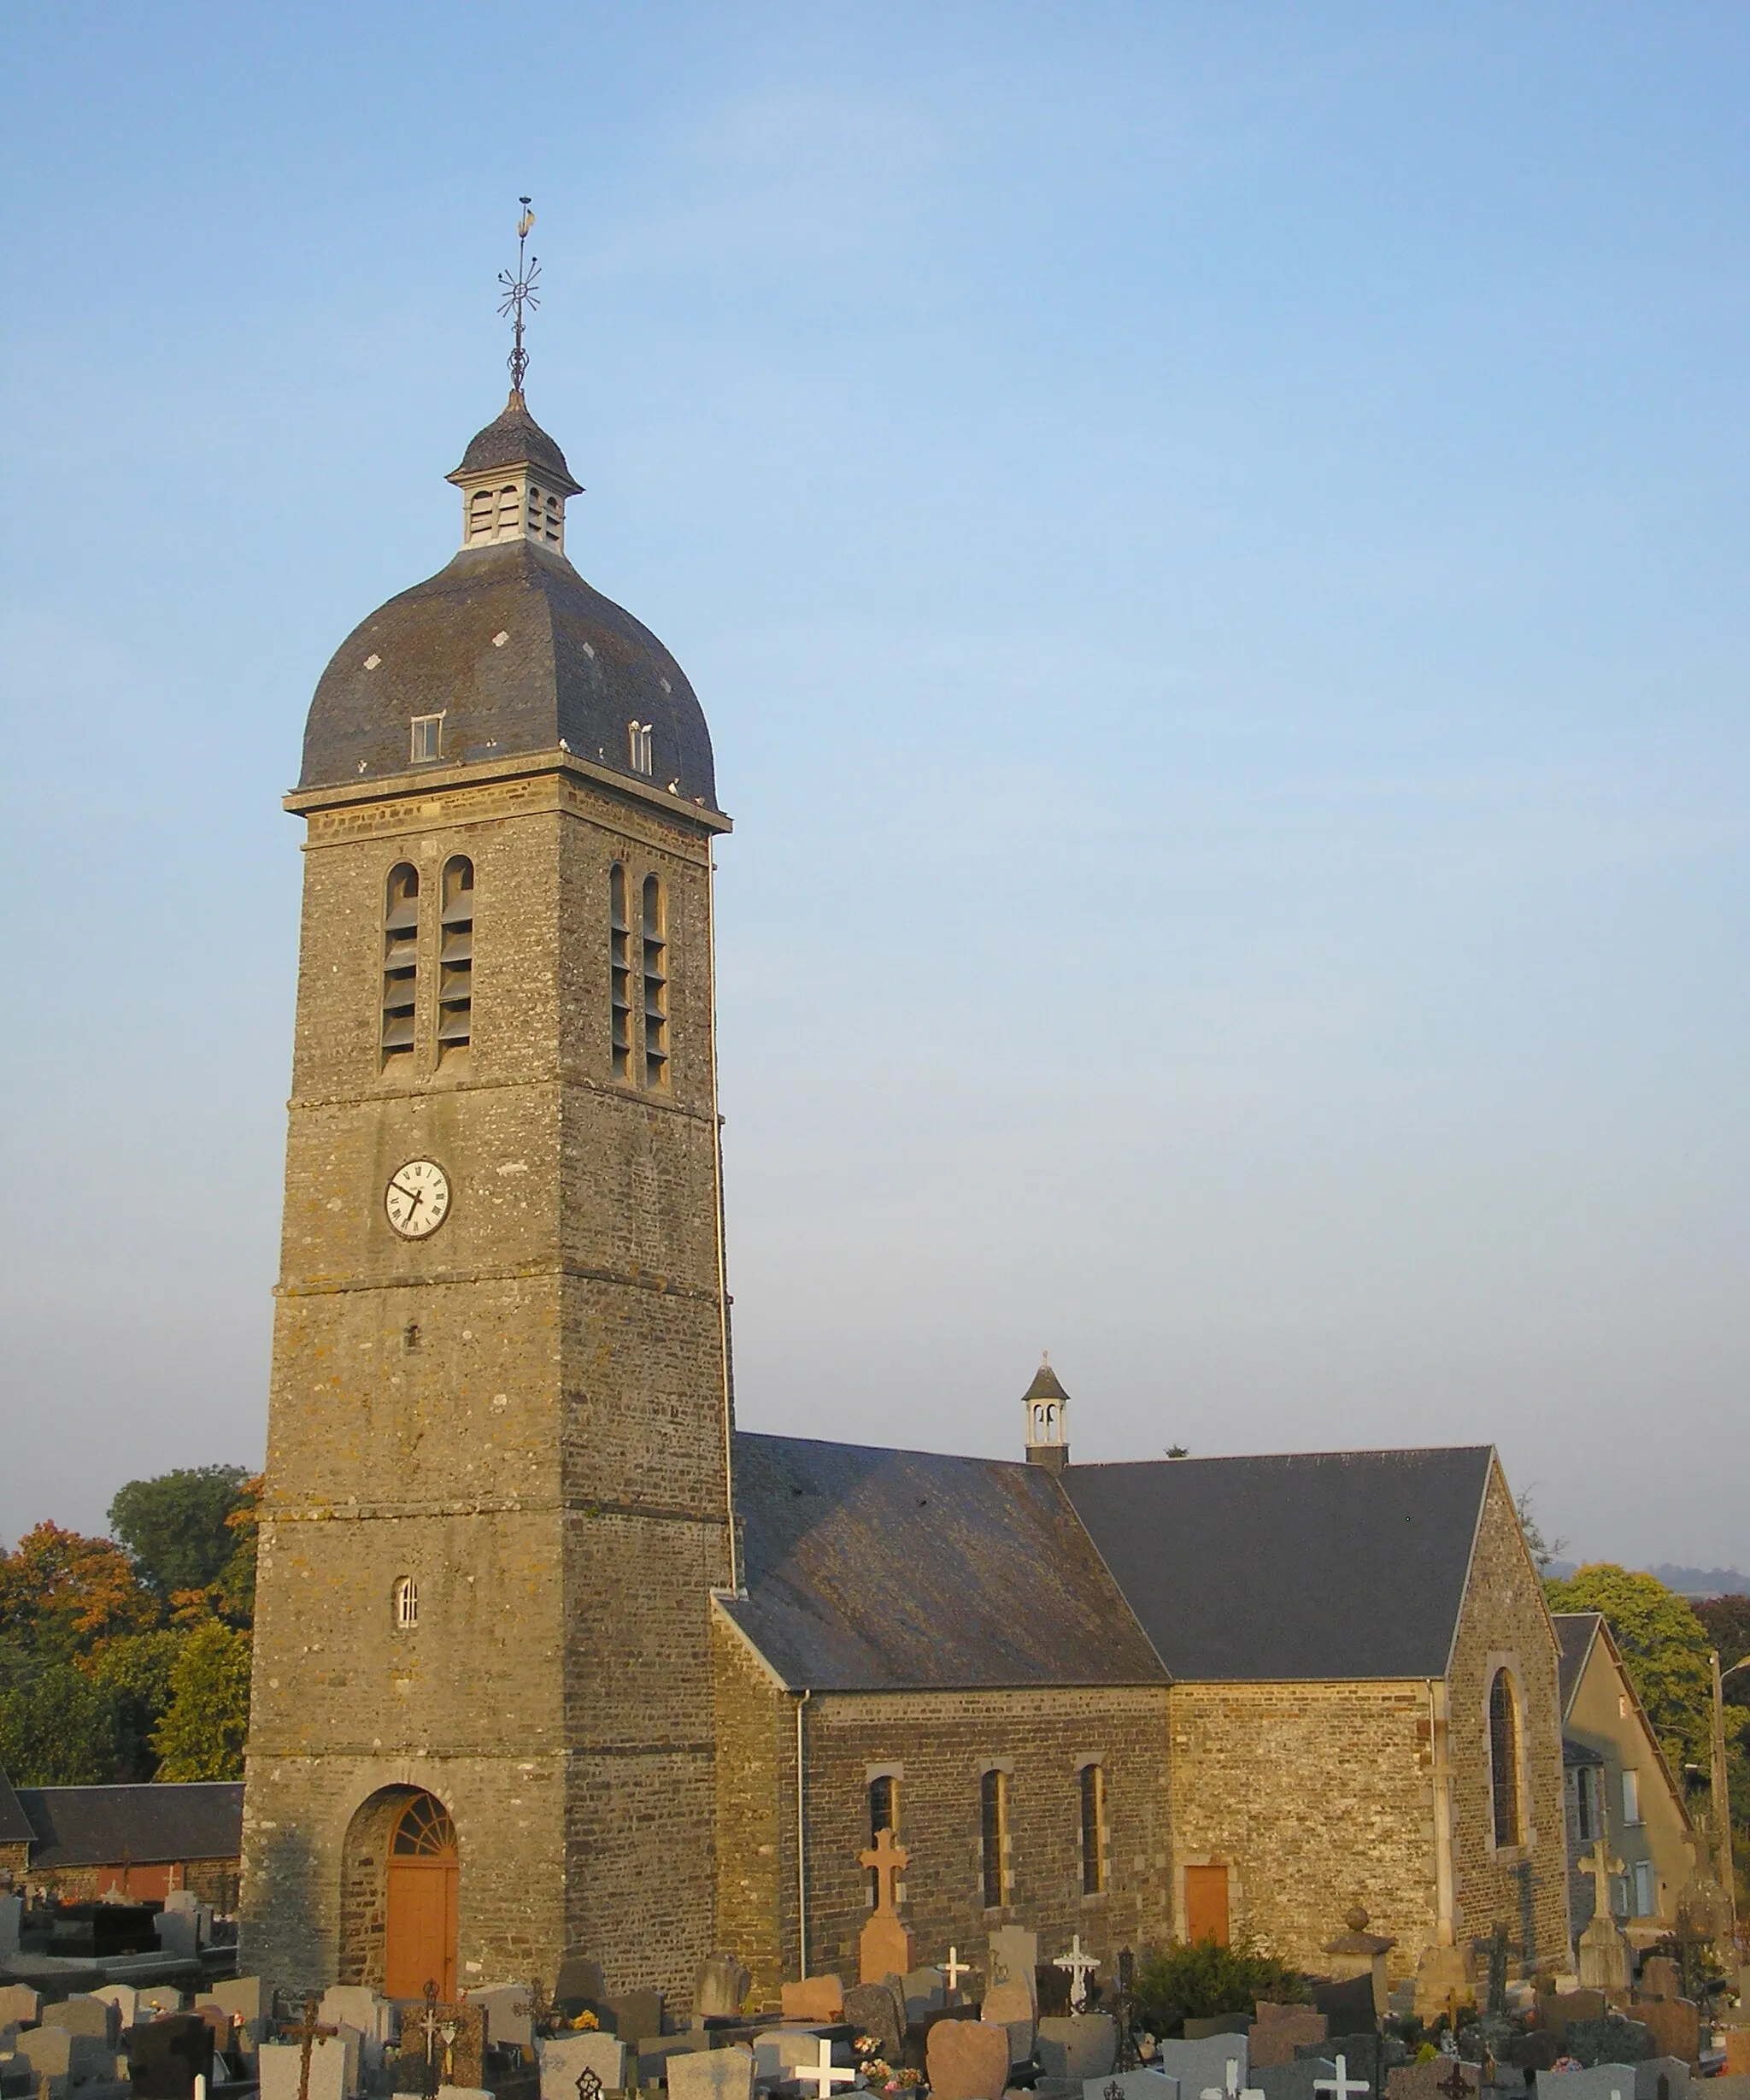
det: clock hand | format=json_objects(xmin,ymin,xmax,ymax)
[{"xmin": 391, "ymin": 1179, "xmax": 426, "ymax": 1211}]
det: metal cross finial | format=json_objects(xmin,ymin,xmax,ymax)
[
  {"xmin": 1052, "ymin": 1933, "xmax": 1100, "ymax": 2013},
  {"xmin": 285, "ymin": 1996, "xmax": 338, "ymax": 2100},
  {"xmin": 498, "ymin": 196, "xmax": 541, "ymax": 396}
]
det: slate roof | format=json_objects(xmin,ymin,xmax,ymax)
[
  {"xmin": 449, "ymin": 391, "xmax": 582, "ymax": 492},
  {"xmin": 299, "ymin": 537, "xmax": 719, "ymax": 806},
  {"xmin": 11, "ymin": 1783, "xmax": 244, "ymax": 1868},
  {"xmin": 1060, "ymin": 1447, "xmax": 1496, "ymax": 1682},
  {"xmin": 722, "ymin": 1432, "xmax": 1166, "ymax": 1691},
  {"xmin": 1553, "ymin": 1611, "xmax": 1603, "ymax": 1719},
  {"xmin": 1023, "ymin": 1360, "xmax": 1070, "ymax": 1404},
  {"xmin": 0, "ymin": 1767, "xmax": 33, "ymax": 1846}
]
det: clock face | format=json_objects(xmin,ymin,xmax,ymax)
[{"xmin": 385, "ymin": 1159, "xmax": 451, "ymax": 1239}]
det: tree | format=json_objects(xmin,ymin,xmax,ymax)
[
  {"xmin": 0, "ymin": 1661, "xmax": 120, "ymax": 1785},
  {"xmin": 1515, "ymin": 1489, "xmax": 1567, "ymax": 1575},
  {"xmin": 0, "ymin": 1522, "xmax": 158, "ymax": 1664},
  {"xmin": 151, "ymin": 1619, "xmax": 251, "ymax": 1781},
  {"xmin": 1543, "ymin": 1563, "xmax": 1714, "ymax": 1775},
  {"xmin": 1694, "ymin": 1593, "xmax": 1750, "ymax": 1672},
  {"xmin": 109, "ymin": 1467, "xmax": 250, "ymax": 1604},
  {"xmin": 89, "ymin": 1629, "xmax": 186, "ymax": 1781},
  {"xmin": 1132, "ymin": 1936, "xmax": 1309, "ymax": 2030}
]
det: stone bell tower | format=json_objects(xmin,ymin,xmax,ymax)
[{"xmin": 240, "ymin": 374, "xmax": 735, "ymax": 2003}]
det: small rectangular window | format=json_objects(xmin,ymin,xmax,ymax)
[
  {"xmin": 980, "ymin": 1768, "xmax": 1008, "ymax": 1910},
  {"xmin": 410, "ymin": 714, "xmax": 443, "ymax": 764},
  {"xmin": 628, "ymin": 720, "xmax": 654, "ymax": 775},
  {"xmin": 1632, "ymin": 1859, "xmax": 1656, "ymax": 1916},
  {"xmin": 1622, "ymin": 1768, "xmax": 1641, "ymax": 1825},
  {"xmin": 1575, "ymin": 1766, "xmax": 1597, "ymax": 1841},
  {"xmin": 1079, "ymin": 1763, "xmax": 1104, "ymax": 1896}
]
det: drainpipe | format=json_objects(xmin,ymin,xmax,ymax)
[
  {"xmin": 796, "ymin": 1690, "xmax": 812, "ymax": 1980},
  {"xmin": 1430, "ymin": 1679, "xmax": 1456, "ymax": 1946}
]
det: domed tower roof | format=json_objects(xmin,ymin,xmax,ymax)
[{"xmin": 297, "ymin": 392, "xmax": 719, "ymax": 811}]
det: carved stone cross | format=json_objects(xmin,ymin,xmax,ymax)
[
  {"xmin": 858, "ymin": 1826, "xmax": 909, "ymax": 1915},
  {"xmin": 1583, "ymin": 1837, "xmax": 1624, "ymax": 1916},
  {"xmin": 938, "ymin": 1946, "xmax": 971, "ymax": 1997},
  {"xmin": 1053, "ymin": 1934, "xmax": 1100, "ymax": 2013}
]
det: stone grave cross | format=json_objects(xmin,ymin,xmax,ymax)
[
  {"xmin": 1053, "ymin": 1934, "xmax": 1100, "ymax": 2013},
  {"xmin": 1583, "ymin": 1838, "xmax": 1624, "ymax": 1918},
  {"xmin": 1436, "ymin": 2062, "xmax": 1470, "ymax": 2100},
  {"xmin": 859, "ymin": 1826, "xmax": 909, "ymax": 1914},
  {"xmin": 795, "ymin": 2039, "xmax": 858, "ymax": 2100},
  {"xmin": 285, "ymin": 1997, "xmax": 339, "ymax": 2100},
  {"xmin": 1313, "ymin": 2057, "xmax": 1370, "ymax": 2100},
  {"xmin": 937, "ymin": 1946, "xmax": 972, "ymax": 1998},
  {"xmin": 1198, "ymin": 2061, "xmax": 1265, "ymax": 2100}
]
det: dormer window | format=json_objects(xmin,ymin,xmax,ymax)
[
  {"xmin": 410, "ymin": 714, "xmax": 443, "ymax": 764},
  {"xmin": 628, "ymin": 721, "xmax": 654, "ymax": 775}
]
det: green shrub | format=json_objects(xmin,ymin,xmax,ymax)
[{"xmin": 1133, "ymin": 1937, "xmax": 1310, "ymax": 2032}]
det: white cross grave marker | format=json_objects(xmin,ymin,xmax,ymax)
[
  {"xmin": 1053, "ymin": 1934, "xmax": 1101, "ymax": 2012},
  {"xmin": 937, "ymin": 1947, "xmax": 972, "ymax": 1997},
  {"xmin": 1313, "ymin": 2056, "xmax": 1369, "ymax": 2100},
  {"xmin": 795, "ymin": 2040, "xmax": 857, "ymax": 2100},
  {"xmin": 1200, "ymin": 2059, "xmax": 1265, "ymax": 2100}
]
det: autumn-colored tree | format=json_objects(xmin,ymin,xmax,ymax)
[
  {"xmin": 151, "ymin": 1619, "xmax": 251, "ymax": 1781},
  {"xmin": 0, "ymin": 1522, "xmax": 159, "ymax": 1665},
  {"xmin": 1543, "ymin": 1564, "xmax": 1714, "ymax": 1775}
]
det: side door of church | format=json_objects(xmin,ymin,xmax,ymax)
[{"xmin": 1184, "ymin": 1862, "xmax": 1230, "ymax": 1946}]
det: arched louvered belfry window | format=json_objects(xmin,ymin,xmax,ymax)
[
  {"xmin": 381, "ymin": 864, "xmax": 420, "ymax": 1064},
  {"xmin": 641, "ymin": 874, "xmax": 668, "ymax": 1088},
  {"xmin": 1489, "ymin": 1668, "xmax": 1522, "ymax": 1847},
  {"xmin": 609, "ymin": 864, "xmax": 631, "ymax": 1080},
  {"xmin": 438, "ymin": 857, "xmax": 473, "ymax": 1056}
]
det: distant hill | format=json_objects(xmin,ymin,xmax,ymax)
[{"xmin": 1546, "ymin": 1560, "xmax": 1749, "ymax": 1597}]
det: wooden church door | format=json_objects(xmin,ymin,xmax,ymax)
[
  {"xmin": 385, "ymin": 1793, "xmax": 458, "ymax": 1998},
  {"xmin": 1184, "ymin": 1862, "xmax": 1230, "ymax": 1946}
]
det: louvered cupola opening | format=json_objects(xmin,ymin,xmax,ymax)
[{"xmin": 438, "ymin": 856, "xmax": 474, "ymax": 1058}]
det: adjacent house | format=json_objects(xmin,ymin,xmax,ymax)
[
  {"xmin": 1554, "ymin": 1610, "xmax": 1698, "ymax": 1950},
  {"xmin": 0, "ymin": 1773, "xmax": 244, "ymax": 1909}
]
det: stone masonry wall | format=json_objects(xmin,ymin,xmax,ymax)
[
  {"xmin": 1166, "ymin": 1678, "xmax": 1437, "ymax": 1978},
  {"xmin": 711, "ymin": 1623, "xmax": 1173, "ymax": 2011},
  {"xmin": 1443, "ymin": 1461, "xmax": 1571, "ymax": 1972}
]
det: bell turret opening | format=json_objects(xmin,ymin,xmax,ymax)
[{"xmin": 1023, "ymin": 1352, "xmax": 1071, "ymax": 1472}]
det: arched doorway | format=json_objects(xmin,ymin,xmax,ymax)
[{"xmin": 384, "ymin": 1792, "xmax": 459, "ymax": 2000}]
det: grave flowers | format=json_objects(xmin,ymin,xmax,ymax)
[
  {"xmin": 851, "ymin": 2033, "xmax": 921, "ymax": 2095},
  {"xmin": 569, "ymin": 2010, "xmax": 602, "ymax": 2032}
]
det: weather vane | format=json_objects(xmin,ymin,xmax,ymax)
[{"xmin": 498, "ymin": 197, "xmax": 540, "ymax": 395}]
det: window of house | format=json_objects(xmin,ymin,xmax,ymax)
[
  {"xmin": 980, "ymin": 1768, "xmax": 1009, "ymax": 1910},
  {"xmin": 641, "ymin": 874, "xmax": 668, "ymax": 1088},
  {"xmin": 628, "ymin": 720, "xmax": 654, "ymax": 776},
  {"xmin": 381, "ymin": 863, "xmax": 420, "ymax": 1063},
  {"xmin": 1489, "ymin": 1668, "xmax": 1522, "ymax": 1847},
  {"xmin": 1632, "ymin": 1859, "xmax": 1656, "ymax": 1916},
  {"xmin": 1575, "ymin": 1765, "xmax": 1600, "ymax": 1842},
  {"xmin": 1610, "ymin": 1872, "xmax": 1631, "ymax": 1920},
  {"xmin": 394, "ymin": 1576, "xmax": 419, "ymax": 1629},
  {"xmin": 609, "ymin": 863, "xmax": 632, "ymax": 1080},
  {"xmin": 1079, "ymin": 1763, "xmax": 1104, "ymax": 1896},
  {"xmin": 438, "ymin": 857, "xmax": 473, "ymax": 1056},
  {"xmin": 868, "ymin": 1775, "xmax": 898, "ymax": 1908},
  {"xmin": 1622, "ymin": 1768, "xmax": 1641, "ymax": 1826},
  {"xmin": 410, "ymin": 713, "xmax": 443, "ymax": 764}
]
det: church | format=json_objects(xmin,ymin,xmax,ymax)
[{"xmin": 239, "ymin": 351, "xmax": 1572, "ymax": 2015}]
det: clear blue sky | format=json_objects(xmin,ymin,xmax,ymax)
[{"xmin": 2, "ymin": 4, "xmax": 1746, "ymax": 1568}]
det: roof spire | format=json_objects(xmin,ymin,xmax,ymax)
[{"xmin": 497, "ymin": 196, "xmax": 540, "ymax": 398}]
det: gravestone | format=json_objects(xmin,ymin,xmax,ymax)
[
  {"xmin": 464, "ymin": 1987, "xmax": 531, "ymax": 2051},
  {"xmin": 696, "ymin": 1956, "xmax": 750, "ymax": 2022},
  {"xmin": 260, "ymin": 2038, "xmax": 349, "ymax": 2100},
  {"xmin": 666, "ymin": 2044, "xmax": 755, "ymax": 2100},
  {"xmin": 19, "ymin": 2026, "xmax": 113, "ymax": 2085},
  {"xmin": 1632, "ymin": 2058, "xmax": 1688, "ymax": 2100},
  {"xmin": 1536, "ymin": 2068, "xmax": 1641, "ymax": 2100},
  {"xmin": 858, "ymin": 1832, "xmax": 914, "ymax": 1988},
  {"xmin": 1249, "ymin": 2015, "xmax": 1326, "ymax": 2069},
  {"xmin": 925, "ymin": 2020, "xmax": 1009, "ymax": 2100},
  {"xmin": 152, "ymin": 1911, "xmax": 199, "ymax": 1961},
  {"xmin": 779, "ymin": 1979, "xmax": 843, "ymax": 2022},
  {"xmin": 1630, "ymin": 2002, "xmax": 1697, "ymax": 2068},
  {"xmin": 980, "ymin": 1980, "xmax": 1036, "ymax": 2067},
  {"xmin": 842, "ymin": 1985, "xmax": 903, "ymax": 2065},
  {"xmin": 1154, "ymin": 2038, "xmax": 1251, "ymax": 2097},
  {"xmin": 1383, "ymin": 2061, "xmax": 1478, "ymax": 2100},
  {"xmin": 1086, "ymin": 2074, "xmax": 1180, "ymax": 2100},
  {"xmin": 0, "ymin": 1897, "xmax": 20, "ymax": 1956},
  {"xmin": 1566, "ymin": 2020, "xmax": 1654, "ymax": 2069},
  {"xmin": 1255, "ymin": 2062, "xmax": 1339, "ymax": 2100},
  {"xmin": 95, "ymin": 1989, "xmax": 143, "ymax": 2035},
  {"xmin": 988, "ymin": 1930, "xmax": 1039, "ymax": 2006},
  {"xmin": 1725, "ymin": 2036, "xmax": 1750, "ymax": 2079},
  {"xmin": 902, "ymin": 1970, "xmax": 945, "ymax": 2023},
  {"xmin": 1184, "ymin": 2021, "xmax": 1248, "ymax": 2042},
  {"xmin": 129, "ymin": 2017, "xmax": 216, "ymax": 2100},
  {"xmin": 554, "ymin": 1960, "xmax": 606, "ymax": 2017},
  {"xmin": 320, "ymin": 1990, "xmax": 394, "ymax": 2047},
  {"xmin": 438, "ymin": 2087, "xmax": 494, "ymax": 2100},
  {"xmin": 1636, "ymin": 1961, "xmax": 1680, "ymax": 2004},
  {"xmin": 0, "ymin": 1987, "xmax": 41, "ymax": 2028},
  {"xmin": 1507, "ymin": 2032, "xmax": 1559, "ymax": 2074},
  {"xmin": 1411, "ymin": 1948, "xmax": 1471, "ymax": 2023},
  {"xmin": 602, "ymin": 1993, "xmax": 661, "ymax": 2048},
  {"xmin": 46, "ymin": 2002, "xmax": 121, "ymax": 2048},
  {"xmin": 1036, "ymin": 2016, "xmax": 1119, "ymax": 2085},
  {"xmin": 1538, "ymin": 1993, "xmax": 1607, "ymax": 2045},
  {"xmin": 1706, "ymin": 2075, "xmax": 1750, "ymax": 2100},
  {"xmin": 207, "ymin": 1979, "xmax": 264, "ymax": 2028},
  {"xmin": 1309, "ymin": 1981, "xmax": 1375, "ymax": 2036},
  {"xmin": 537, "ymin": 2031, "xmax": 626, "ymax": 2099}
]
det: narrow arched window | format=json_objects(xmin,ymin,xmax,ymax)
[
  {"xmin": 980, "ymin": 1768, "xmax": 1008, "ymax": 1909},
  {"xmin": 609, "ymin": 864, "xmax": 631, "ymax": 1079},
  {"xmin": 642, "ymin": 874, "xmax": 668, "ymax": 1087},
  {"xmin": 1079, "ymin": 1762, "xmax": 1104, "ymax": 1896},
  {"xmin": 393, "ymin": 1576, "xmax": 419, "ymax": 1630},
  {"xmin": 438, "ymin": 857, "xmax": 473, "ymax": 1056},
  {"xmin": 382, "ymin": 864, "xmax": 420, "ymax": 1063},
  {"xmin": 867, "ymin": 1774, "xmax": 898, "ymax": 1907},
  {"xmin": 1489, "ymin": 1668, "xmax": 1522, "ymax": 1846}
]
